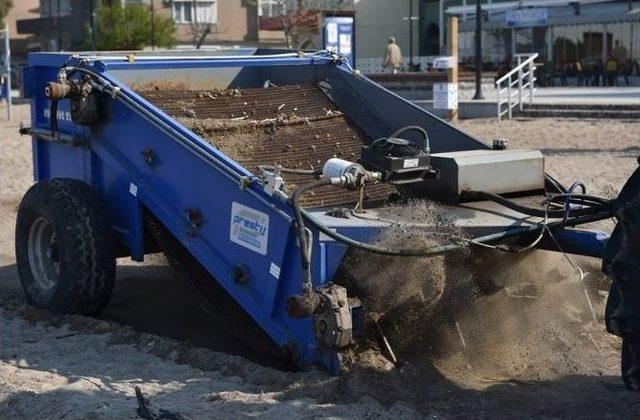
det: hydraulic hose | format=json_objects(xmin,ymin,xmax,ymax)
[
  {"xmin": 49, "ymin": 100, "xmax": 58, "ymax": 131},
  {"xmin": 548, "ymin": 193, "xmax": 612, "ymax": 206},
  {"xmin": 291, "ymin": 180, "xmax": 608, "ymax": 261},
  {"xmin": 300, "ymin": 206, "xmax": 613, "ymax": 257},
  {"xmin": 300, "ymin": 206, "xmax": 463, "ymax": 257},
  {"xmin": 388, "ymin": 125, "xmax": 431, "ymax": 154},
  {"xmin": 292, "ymin": 178, "xmax": 333, "ymax": 293},
  {"xmin": 462, "ymin": 190, "xmax": 611, "ymax": 219}
]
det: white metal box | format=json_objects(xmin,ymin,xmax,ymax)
[{"xmin": 412, "ymin": 149, "xmax": 545, "ymax": 202}]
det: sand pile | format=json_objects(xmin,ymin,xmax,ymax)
[{"xmin": 431, "ymin": 250, "xmax": 617, "ymax": 382}]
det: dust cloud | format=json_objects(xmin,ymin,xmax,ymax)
[{"xmin": 336, "ymin": 200, "xmax": 616, "ymax": 387}]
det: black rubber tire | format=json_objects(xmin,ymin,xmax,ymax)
[{"xmin": 15, "ymin": 178, "xmax": 116, "ymax": 315}]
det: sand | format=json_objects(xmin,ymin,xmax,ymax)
[{"xmin": 1, "ymin": 104, "xmax": 640, "ymax": 418}]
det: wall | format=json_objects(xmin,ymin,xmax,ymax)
[
  {"xmin": 418, "ymin": 0, "xmax": 514, "ymax": 56},
  {"xmin": 354, "ymin": 0, "xmax": 419, "ymax": 60},
  {"xmin": 165, "ymin": 0, "xmax": 258, "ymax": 46},
  {"xmin": 6, "ymin": 0, "xmax": 39, "ymax": 55}
]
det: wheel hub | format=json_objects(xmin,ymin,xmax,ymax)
[{"xmin": 27, "ymin": 217, "xmax": 60, "ymax": 291}]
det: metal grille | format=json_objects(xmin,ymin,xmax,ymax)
[{"xmin": 138, "ymin": 84, "xmax": 397, "ymax": 207}]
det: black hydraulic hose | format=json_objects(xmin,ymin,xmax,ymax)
[
  {"xmin": 301, "ymin": 207, "xmax": 613, "ymax": 257},
  {"xmin": 553, "ymin": 197, "xmax": 611, "ymax": 209},
  {"xmin": 388, "ymin": 125, "xmax": 430, "ymax": 153},
  {"xmin": 462, "ymin": 190, "xmax": 611, "ymax": 219},
  {"xmin": 50, "ymin": 100, "xmax": 58, "ymax": 131},
  {"xmin": 292, "ymin": 178, "xmax": 333, "ymax": 293},
  {"xmin": 291, "ymin": 180, "xmax": 611, "ymax": 260},
  {"xmin": 548, "ymin": 192, "xmax": 611, "ymax": 203},
  {"xmin": 546, "ymin": 174, "xmax": 568, "ymax": 194},
  {"xmin": 301, "ymin": 206, "xmax": 463, "ymax": 256}
]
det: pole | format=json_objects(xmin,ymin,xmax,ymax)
[
  {"xmin": 151, "ymin": 0, "xmax": 156, "ymax": 50},
  {"xmin": 57, "ymin": 0, "xmax": 62, "ymax": 50},
  {"xmin": 409, "ymin": 0, "xmax": 414, "ymax": 69},
  {"xmin": 89, "ymin": 0, "xmax": 96, "ymax": 51},
  {"xmin": 447, "ymin": 16, "xmax": 459, "ymax": 121},
  {"xmin": 4, "ymin": 23, "xmax": 11, "ymax": 120},
  {"xmin": 439, "ymin": 0, "xmax": 444, "ymax": 54},
  {"xmin": 473, "ymin": 0, "xmax": 484, "ymax": 100}
]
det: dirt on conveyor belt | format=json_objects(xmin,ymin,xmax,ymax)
[{"xmin": 137, "ymin": 84, "xmax": 398, "ymax": 208}]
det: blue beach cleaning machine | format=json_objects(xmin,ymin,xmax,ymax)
[{"xmin": 15, "ymin": 50, "xmax": 639, "ymax": 374}]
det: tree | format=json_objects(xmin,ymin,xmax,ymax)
[
  {"xmin": 93, "ymin": 4, "xmax": 174, "ymax": 51},
  {"xmin": 258, "ymin": 0, "xmax": 349, "ymax": 49},
  {"xmin": 0, "ymin": 0, "xmax": 13, "ymax": 26},
  {"xmin": 273, "ymin": 0, "xmax": 309, "ymax": 49}
]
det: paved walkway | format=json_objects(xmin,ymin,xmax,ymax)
[{"xmin": 532, "ymin": 87, "xmax": 640, "ymax": 106}]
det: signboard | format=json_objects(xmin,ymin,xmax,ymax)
[
  {"xmin": 433, "ymin": 56, "xmax": 456, "ymax": 70},
  {"xmin": 323, "ymin": 15, "xmax": 355, "ymax": 66},
  {"xmin": 434, "ymin": 83, "xmax": 458, "ymax": 110},
  {"xmin": 506, "ymin": 8, "xmax": 548, "ymax": 28},
  {"xmin": 230, "ymin": 202, "xmax": 270, "ymax": 255}
]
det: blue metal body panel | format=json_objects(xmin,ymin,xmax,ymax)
[{"xmin": 23, "ymin": 51, "xmax": 609, "ymax": 373}]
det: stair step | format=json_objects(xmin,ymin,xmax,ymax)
[
  {"xmin": 524, "ymin": 103, "xmax": 640, "ymax": 111},
  {"xmin": 518, "ymin": 108, "xmax": 640, "ymax": 119}
]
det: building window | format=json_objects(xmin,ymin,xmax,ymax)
[
  {"xmin": 40, "ymin": 0, "xmax": 72, "ymax": 17},
  {"xmin": 258, "ymin": 0, "xmax": 286, "ymax": 17},
  {"xmin": 173, "ymin": 1, "xmax": 217, "ymax": 24}
]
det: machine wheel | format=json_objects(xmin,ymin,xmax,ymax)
[{"xmin": 15, "ymin": 179, "xmax": 116, "ymax": 315}]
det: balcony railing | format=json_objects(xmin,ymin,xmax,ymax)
[
  {"xmin": 16, "ymin": 16, "xmax": 72, "ymax": 36},
  {"xmin": 259, "ymin": 0, "xmax": 354, "ymax": 31}
]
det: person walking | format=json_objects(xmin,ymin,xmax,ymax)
[
  {"xmin": 613, "ymin": 40, "xmax": 630, "ymax": 86},
  {"xmin": 383, "ymin": 37, "xmax": 403, "ymax": 74},
  {"xmin": 605, "ymin": 56, "xmax": 619, "ymax": 86},
  {"xmin": 613, "ymin": 40, "xmax": 628, "ymax": 64}
]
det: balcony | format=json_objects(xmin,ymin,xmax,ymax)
[
  {"xmin": 304, "ymin": 0, "xmax": 354, "ymax": 11},
  {"xmin": 16, "ymin": 15, "xmax": 72, "ymax": 35},
  {"xmin": 258, "ymin": 0, "xmax": 354, "ymax": 31}
]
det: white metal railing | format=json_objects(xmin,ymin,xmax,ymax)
[{"xmin": 496, "ymin": 53, "xmax": 538, "ymax": 120}]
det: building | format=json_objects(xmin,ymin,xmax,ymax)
[
  {"xmin": 4, "ymin": 0, "xmax": 39, "ymax": 64},
  {"xmin": 354, "ymin": 0, "xmax": 420, "ymax": 61},
  {"xmin": 4, "ymin": 0, "xmax": 39, "ymax": 88},
  {"xmin": 422, "ymin": 0, "xmax": 639, "ymax": 68},
  {"xmin": 15, "ymin": 0, "xmax": 358, "ymax": 53},
  {"xmin": 16, "ymin": 0, "xmax": 260, "ymax": 52},
  {"xmin": 166, "ymin": 0, "xmax": 259, "ymax": 48},
  {"xmin": 256, "ymin": 0, "xmax": 355, "ymax": 48}
]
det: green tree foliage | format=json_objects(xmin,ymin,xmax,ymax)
[
  {"xmin": 0, "ymin": 0, "xmax": 13, "ymax": 26},
  {"xmin": 94, "ymin": 4, "xmax": 174, "ymax": 51}
]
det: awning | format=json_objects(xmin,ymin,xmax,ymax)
[
  {"xmin": 455, "ymin": 1, "xmax": 638, "ymax": 31},
  {"xmin": 446, "ymin": 0, "xmax": 618, "ymax": 16}
]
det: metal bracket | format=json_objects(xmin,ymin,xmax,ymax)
[
  {"xmin": 185, "ymin": 208, "xmax": 204, "ymax": 237},
  {"xmin": 141, "ymin": 148, "xmax": 158, "ymax": 169},
  {"xmin": 232, "ymin": 265, "xmax": 250, "ymax": 285},
  {"xmin": 313, "ymin": 284, "xmax": 358, "ymax": 348},
  {"xmin": 238, "ymin": 176, "xmax": 252, "ymax": 190},
  {"xmin": 263, "ymin": 170, "xmax": 285, "ymax": 197},
  {"xmin": 19, "ymin": 123, "xmax": 87, "ymax": 147}
]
